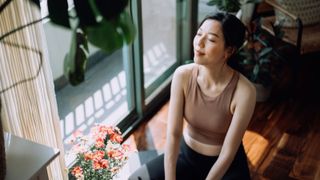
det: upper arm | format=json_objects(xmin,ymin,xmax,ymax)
[
  {"xmin": 220, "ymin": 75, "xmax": 256, "ymax": 157},
  {"xmin": 167, "ymin": 65, "xmax": 192, "ymax": 138}
]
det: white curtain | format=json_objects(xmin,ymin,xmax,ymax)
[{"xmin": 0, "ymin": 0, "xmax": 67, "ymax": 179}]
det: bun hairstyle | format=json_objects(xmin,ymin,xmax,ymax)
[{"xmin": 199, "ymin": 11, "xmax": 246, "ymax": 51}]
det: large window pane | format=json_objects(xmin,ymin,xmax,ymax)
[
  {"xmin": 141, "ymin": 0, "xmax": 177, "ymax": 92},
  {"xmin": 55, "ymin": 47, "xmax": 134, "ymax": 166}
]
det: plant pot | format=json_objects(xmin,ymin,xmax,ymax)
[{"xmin": 253, "ymin": 83, "xmax": 271, "ymax": 102}]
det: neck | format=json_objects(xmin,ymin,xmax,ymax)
[{"xmin": 198, "ymin": 62, "xmax": 233, "ymax": 86}]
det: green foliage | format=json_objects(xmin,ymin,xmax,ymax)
[
  {"xmin": 64, "ymin": 28, "xmax": 89, "ymax": 86},
  {"xmin": 68, "ymin": 124, "xmax": 130, "ymax": 180},
  {"xmin": 237, "ymin": 18, "xmax": 285, "ymax": 87}
]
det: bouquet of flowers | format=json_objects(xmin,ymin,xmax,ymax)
[{"xmin": 68, "ymin": 124, "xmax": 130, "ymax": 180}]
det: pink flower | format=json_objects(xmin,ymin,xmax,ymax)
[
  {"xmin": 100, "ymin": 159, "xmax": 109, "ymax": 168},
  {"xmin": 108, "ymin": 149, "xmax": 123, "ymax": 159},
  {"xmin": 95, "ymin": 137, "xmax": 105, "ymax": 148},
  {"xmin": 110, "ymin": 133, "xmax": 123, "ymax": 143},
  {"xmin": 71, "ymin": 166, "xmax": 83, "ymax": 177},
  {"xmin": 93, "ymin": 150, "xmax": 105, "ymax": 160},
  {"xmin": 92, "ymin": 160, "xmax": 102, "ymax": 170},
  {"xmin": 84, "ymin": 152, "xmax": 94, "ymax": 161},
  {"xmin": 69, "ymin": 124, "xmax": 131, "ymax": 179}
]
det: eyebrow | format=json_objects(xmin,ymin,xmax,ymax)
[{"xmin": 198, "ymin": 28, "xmax": 220, "ymax": 38}]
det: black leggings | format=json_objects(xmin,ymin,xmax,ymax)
[{"xmin": 130, "ymin": 138, "xmax": 251, "ymax": 180}]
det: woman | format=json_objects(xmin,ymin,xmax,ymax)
[{"xmin": 129, "ymin": 11, "xmax": 256, "ymax": 180}]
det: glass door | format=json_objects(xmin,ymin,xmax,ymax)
[{"xmin": 141, "ymin": 0, "xmax": 180, "ymax": 100}]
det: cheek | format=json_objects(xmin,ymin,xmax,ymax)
[{"xmin": 193, "ymin": 37, "xmax": 197, "ymax": 47}]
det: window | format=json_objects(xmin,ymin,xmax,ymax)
[{"xmin": 43, "ymin": 0, "xmax": 192, "ymax": 166}]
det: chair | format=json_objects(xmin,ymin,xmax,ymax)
[
  {"xmin": 252, "ymin": 0, "xmax": 320, "ymax": 98},
  {"xmin": 258, "ymin": 0, "xmax": 320, "ymax": 56}
]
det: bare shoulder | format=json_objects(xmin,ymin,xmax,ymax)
[
  {"xmin": 234, "ymin": 73, "xmax": 256, "ymax": 101},
  {"xmin": 173, "ymin": 63, "xmax": 196, "ymax": 81},
  {"xmin": 171, "ymin": 63, "xmax": 196, "ymax": 93}
]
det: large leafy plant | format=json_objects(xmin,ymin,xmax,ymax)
[
  {"xmin": 237, "ymin": 17, "xmax": 285, "ymax": 87},
  {"xmin": 206, "ymin": 0, "xmax": 259, "ymax": 13},
  {"xmin": 0, "ymin": 0, "xmax": 136, "ymax": 86}
]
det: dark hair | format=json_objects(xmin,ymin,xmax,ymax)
[{"xmin": 199, "ymin": 11, "xmax": 246, "ymax": 50}]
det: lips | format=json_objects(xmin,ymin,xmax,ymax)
[{"xmin": 195, "ymin": 50, "xmax": 205, "ymax": 56}]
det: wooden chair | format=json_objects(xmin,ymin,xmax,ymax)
[
  {"xmin": 259, "ymin": 0, "xmax": 320, "ymax": 56},
  {"xmin": 251, "ymin": 0, "xmax": 320, "ymax": 98}
]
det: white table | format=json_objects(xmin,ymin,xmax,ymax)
[{"xmin": 4, "ymin": 132, "xmax": 60, "ymax": 180}]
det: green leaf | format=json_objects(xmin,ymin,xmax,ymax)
[
  {"xmin": 64, "ymin": 28, "xmax": 89, "ymax": 86},
  {"xmin": 253, "ymin": 64, "xmax": 259, "ymax": 76},
  {"xmin": 245, "ymin": 0, "xmax": 260, "ymax": 4},
  {"xmin": 116, "ymin": 12, "xmax": 136, "ymax": 44},
  {"xmin": 242, "ymin": 59, "xmax": 255, "ymax": 65},
  {"xmin": 47, "ymin": 0, "xmax": 70, "ymax": 28},
  {"xmin": 207, "ymin": 0, "xmax": 219, "ymax": 6},
  {"xmin": 259, "ymin": 47, "xmax": 272, "ymax": 58},
  {"xmin": 259, "ymin": 58, "xmax": 270, "ymax": 64},
  {"xmin": 86, "ymin": 20, "xmax": 123, "ymax": 53}
]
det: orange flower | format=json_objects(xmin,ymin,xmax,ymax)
[
  {"xmin": 71, "ymin": 166, "xmax": 83, "ymax": 177},
  {"xmin": 95, "ymin": 137, "xmax": 105, "ymax": 148},
  {"xmin": 93, "ymin": 150, "xmax": 105, "ymax": 160},
  {"xmin": 84, "ymin": 152, "xmax": 94, "ymax": 160},
  {"xmin": 69, "ymin": 124, "xmax": 131, "ymax": 179},
  {"xmin": 108, "ymin": 149, "xmax": 123, "ymax": 159},
  {"xmin": 100, "ymin": 159, "xmax": 109, "ymax": 168},
  {"xmin": 110, "ymin": 134, "xmax": 123, "ymax": 143},
  {"xmin": 92, "ymin": 160, "xmax": 102, "ymax": 170}
]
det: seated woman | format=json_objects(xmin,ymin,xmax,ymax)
[{"xmin": 129, "ymin": 11, "xmax": 256, "ymax": 180}]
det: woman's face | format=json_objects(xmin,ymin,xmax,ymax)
[{"xmin": 193, "ymin": 19, "xmax": 230, "ymax": 66}]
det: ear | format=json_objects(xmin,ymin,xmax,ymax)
[{"xmin": 224, "ymin": 47, "xmax": 236, "ymax": 60}]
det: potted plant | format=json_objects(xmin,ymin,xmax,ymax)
[
  {"xmin": 236, "ymin": 17, "xmax": 286, "ymax": 102},
  {"xmin": 0, "ymin": 0, "xmax": 136, "ymax": 86},
  {"xmin": 206, "ymin": 0, "xmax": 258, "ymax": 25},
  {"xmin": 68, "ymin": 124, "xmax": 131, "ymax": 180}
]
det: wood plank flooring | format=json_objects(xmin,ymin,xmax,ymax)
[{"xmin": 126, "ymin": 57, "xmax": 320, "ymax": 180}]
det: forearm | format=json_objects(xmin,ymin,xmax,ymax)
[
  {"xmin": 205, "ymin": 154, "xmax": 233, "ymax": 180},
  {"xmin": 164, "ymin": 136, "xmax": 181, "ymax": 180}
]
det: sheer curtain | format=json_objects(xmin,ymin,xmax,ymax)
[{"xmin": 0, "ymin": 0, "xmax": 67, "ymax": 179}]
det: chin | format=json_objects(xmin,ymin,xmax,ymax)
[{"xmin": 193, "ymin": 57, "xmax": 204, "ymax": 65}]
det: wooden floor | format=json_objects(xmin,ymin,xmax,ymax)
[{"xmin": 126, "ymin": 56, "xmax": 320, "ymax": 180}]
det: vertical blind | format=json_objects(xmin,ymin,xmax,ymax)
[{"xmin": 0, "ymin": 0, "xmax": 66, "ymax": 179}]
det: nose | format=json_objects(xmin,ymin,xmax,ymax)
[{"xmin": 197, "ymin": 34, "xmax": 205, "ymax": 48}]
